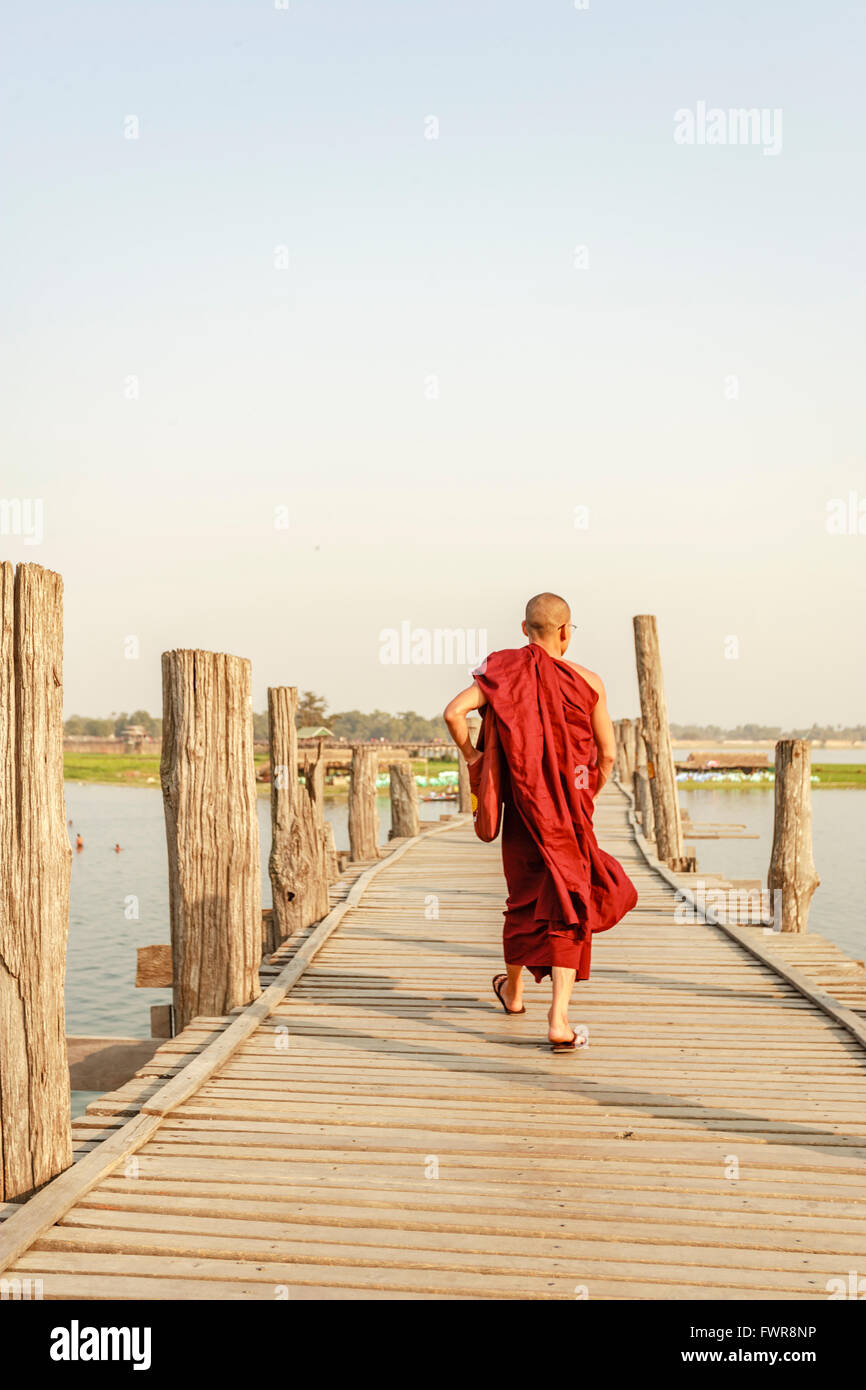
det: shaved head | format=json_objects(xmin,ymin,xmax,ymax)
[{"xmin": 524, "ymin": 592, "xmax": 571, "ymax": 636}]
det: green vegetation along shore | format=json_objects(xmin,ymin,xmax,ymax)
[{"xmin": 62, "ymin": 754, "xmax": 865, "ymax": 790}]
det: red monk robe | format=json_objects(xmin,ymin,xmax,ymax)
[{"xmin": 473, "ymin": 645, "xmax": 637, "ymax": 982}]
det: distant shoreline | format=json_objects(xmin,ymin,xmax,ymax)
[
  {"xmin": 62, "ymin": 753, "xmax": 865, "ymax": 791},
  {"xmin": 670, "ymin": 738, "xmax": 866, "ymax": 750}
]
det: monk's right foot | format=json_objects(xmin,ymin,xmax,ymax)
[{"xmin": 547, "ymin": 1006, "xmax": 575, "ymax": 1045}]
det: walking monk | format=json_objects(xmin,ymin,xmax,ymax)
[{"xmin": 444, "ymin": 593, "xmax": 637, "ymax": 1051}]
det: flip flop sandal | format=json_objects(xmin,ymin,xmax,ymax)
[
  {"xmin": 492, "ymin": 974, "xmax": 525, "ymax": 1015},
  {"xmin": 550, "ymin": 1031, "xmax": 588, "ymax": 1053}
]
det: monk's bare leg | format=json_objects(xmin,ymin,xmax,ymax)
[
  {"xmin": 548, "ymin": 966, "xmax": 576, "ymax": 1043},
  {"xmin": 499, "ymin": 962, "xmax": 524, "ymax": 1012}
]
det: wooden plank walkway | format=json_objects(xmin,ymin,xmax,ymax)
[{"xmin": 5, "ymin": 786, "xmax": 866, "ymax": 1300}]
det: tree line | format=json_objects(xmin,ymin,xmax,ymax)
[
  {"xmin": 62, "ymin": 702, "xmax": 865, "ymax": 744},
  {"xmin": 65, "ymin": 692, "xmax": 449, "ymax": 743}
]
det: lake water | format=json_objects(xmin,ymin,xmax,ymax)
[
  {"xmin": 678, "ymin": 787, "xmax": 865, "ymax": 962},
  {"xmin": 64, "ymin": 784, "xmax": 453, "ymax": 1039},
  {"xmin": 64, "ymin": 778, "xmax": 864, "ymax": 1116}
]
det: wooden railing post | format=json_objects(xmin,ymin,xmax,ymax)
[
  {"xmin": 349, "ymin": 746, "xmax": 380, "ymax": 861},
  {"xmin": 632, "ymin": 615, "xmax": 686, "ymax": 868},
  {"xmin": 161, "ymin": 650, "xmax": 261, "ymax": 1032},
  {"xmin": 768, "ymin": 739, "xmax": 820, "ymax": 933},
  {"xmin": 267, "ymin": 689, "xmax": 329, "ymax": 948},
  {"xmin": 389, "ymin": 761, "xmax": 420, "ymax": 839},
  {"xmin": 0, "ymin": 562, "xmax": 72, "ymax": 1200}
]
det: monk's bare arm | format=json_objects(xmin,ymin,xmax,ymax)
[
  {"xmin": 571, "ymin": 664, "xmax": 616, "ymax": 794},
  {"xmin": 444, "ymin": 682, "xmax": 486, "ymax": 765}
]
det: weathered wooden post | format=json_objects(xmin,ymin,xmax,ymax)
[
  {"xmin": 267, "ymin": 689, "xmax": 329, "ymax": 948},
  {"xmin": 389, "ymin": 761, "xmax": 420, "ymax": 838},
  {"xmin": 457, "ymin": 717, "xmax": 481, "ymax": 813},
  {"xmin": 620, "ymin": 718, "xmax": 637, "ymax": 786},
  {"xmin": 323, "ymin": 821, "xmax": 340, "ymax": 883},
  {"xmin": 161, "ymin": 650, "xmax": 261, "ymax": 1032},
  {"xmin": 300, "ymin": 745, "xmax": 330, "ymax": 922},
  {"xmin": 304, "ymin": 739, "xmax": 336, "ymax": 898},
  {"xmin": 611, "ymin": 720, "xmax": 623, "ymax": 780},
  {"xmin": 0, "ymin": 563, "xmax": 73, "ymax": 1200},
  {"xmin": 768, "ymin": 740, "xmax": 820, "ymax": 933},
  {"xmin": 267, "ymin": 686, "xmax": 298, "ymax": 947},
  {"xmin": 614, "ymin": 718, "xmax": 635, "ymax": 784},
  {"xmin": 634, "ymin": 719, "xmax": 655, "ymax": 842},
  {"xmin": 307, "ymin": 743, "xmax": 339, "ymax": 882},
  {"xmin": 349, "ymin": 745, "xmax": 380, "ymax": 861},
  {"xmin": 633, "ymin": 615, "xmax": 686, "ymax": 869}
]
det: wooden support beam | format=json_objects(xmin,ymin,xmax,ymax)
[
  {"xmin": 389, "ymin": 761, "xmax": 420, "ymax": 839},
  {"xmin": 348, "ymin": 746, "xmax": 379, "ymax": 861},
  {"xmin": 0, "ymin": 562, "xmax": 73, "ymax": 1201},
  {"xmin": 632, "ymin": 615, "xmax": 686, "ymax": 869},
  {"xmin": 135, "ymin": 944, "xmax": 172, "ymax": 988},
  {"xmin": 161, "ymin": 649, "xmax": 262, "ymax": 1033},
  {"xmin": 149, "ymin": 1005, "xmax": 173, "ymax": 1039},
  {"xmin": 768, "ymin": 739, "xmax": 820, "ymax": 933}
]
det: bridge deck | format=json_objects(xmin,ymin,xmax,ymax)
[{"xmin": 7, "ymin": 787, "xmax": 866, "ymax": 1299}]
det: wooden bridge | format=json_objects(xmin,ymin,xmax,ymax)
[{"xmin": 2, "ymin": 786, "xmax": 865, "ymax": 1301}]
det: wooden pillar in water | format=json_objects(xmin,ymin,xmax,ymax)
[
  {"xmin": 634, "ymin": 719, "xmax": 655, "ymax": 842},
  {"xmin": 323, "ymin": 821, "xmax": 340, "ymax": 883},
  {"xmin": 300, "ymin": 744, "xmax": 330, "ymax": 922},
  {"xmin": 305, "ymin": 739, "xmax": 337, "ymax": 893},
  {"xmin": 611, "ymin": 720, "xmax": 623, "ymax": 781},
  {"xmin": 389, "ymin": 761, "xmax": 420, "ymax": 838},
  {"xmin": 349, "ymin": 745, "xmax": 379, "ymax": 861},
  {"xmin": 632, "ymin": 615, "xmax": 686, "ymax": 868},
  {"xmin": 161, "ymin": 650, "xmax": 261, "ymax": 1032},
  {"xmin": 267, "ymin": 686, "xmax": 298, "ymax": 947},
  {"xmin": 768, "ymin": 739, "xmax": 820, "ymax": 933},
  {"xmin": 620, "ymin": 718, "xmax": 637, "ymax": 786},
  {"xmin": 0, "ymin": 563, "xmax": 73, "ymax": 1201},
  {"xmin": 267, "ymin": 691, "xmax": 329, "ymax": 948}
]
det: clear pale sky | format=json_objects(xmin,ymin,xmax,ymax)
[{"xmin": 2, "ymin": 1, "xmax": 863, "ymax": 726}]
